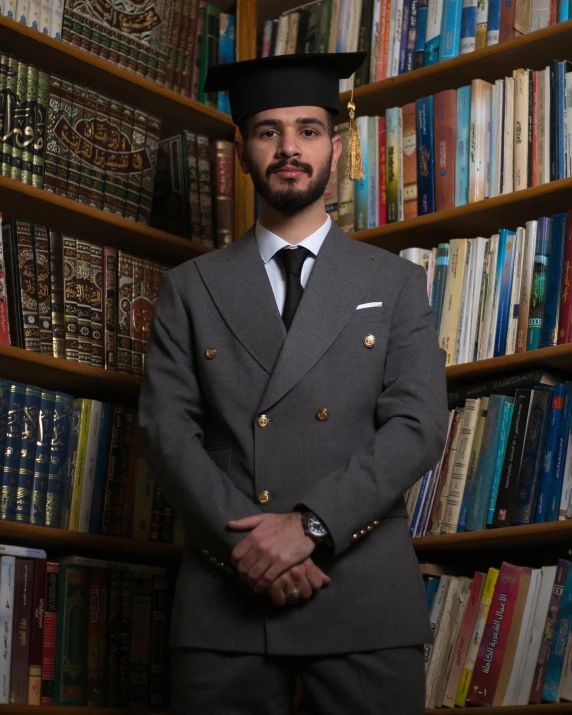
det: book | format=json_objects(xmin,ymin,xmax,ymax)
[
  {"xmin": 40, "ymin": 562, "xmax": 59, "ymax": 705},
  {"xmin": 29, "ymin": 390, "xmax": 55, "ymax": 526},
  {"xmin": 402, "ymin": 103, "xmax": 417, "ymax": 220},
  {"xmin": 0, "ymin": 556, "xmax": 15, "ymax": 704},
  {"xmin": 543, "ymin": 562, "xmax": 572, "ymax": 701},
  {"xmin": 535, "ymin": 383, "xmax": 565, "ymax": 523},
  {"xmin": 540, "ymin": 212, "xmax": 567, "ymax": 348},
  {"xmin": 438, "ymin": 238, "xmax": 468, "ymax": 366},
  {"xmin": 416, "ymin": 96, "xmax": 435, "ymax": 215},
  {"xmin": 86, "ymin": 566, "xmax": 107, "ymax": 706},
  {"xmin": 45, "ymin": 392, "xmax": 73, "ymax": 529},
  {"xmin": 434, "ymin": 89, "xmax": 456, "ymax": 211},
  {"xmin": 10, "ymin": 559, "xmax": 34, "ymax": 703},
  {"xmin": 27, "ymin": 558, "xmax": 46, "ymax": 705}
]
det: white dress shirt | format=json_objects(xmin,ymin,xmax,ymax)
[{"xmin": 255, "ymin": 215, "xmax": 332, "ymax": 315}]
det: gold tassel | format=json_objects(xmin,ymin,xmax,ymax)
[{"xmin": 345, "ymin": 78, "xmax": 364, "ymax": 181}]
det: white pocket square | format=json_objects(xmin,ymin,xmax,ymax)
[{"xmin": 356, "ymin": 302, "xmax": 383, "ymax": 310}]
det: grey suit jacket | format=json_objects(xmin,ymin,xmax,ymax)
[{"xmin": 138, "ymin": 220, "xmax": 449, "ymax": 656}]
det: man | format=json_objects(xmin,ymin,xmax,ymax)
[{"xmin": 138, "ymin": 51, "xmax": 448, "ymax": 714}]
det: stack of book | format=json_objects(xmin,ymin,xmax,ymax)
[
  {"xmin": 0, "ymin": 218, "xmax": 168, "ymax": 374},
  {"xmin": 326, "ymin": 63, "xmax": 572, "ymax": 231},
  {"xmin": 60, "ymin": 0, "xmax": 235, "ymax": 108},
  {"xmin": 407, "ymin": 372, "xmax": 572, "ymax": 536},
  {"xmin": 423, "ymin": 559, "xmax": 572, "ymax": 707},
  {"xmin": 261, "ymin": 0, "xmax": 568, "ymax": 87},
  {"xmin": 0, "ymin": 544, "xmax": 171, "ymax": 707},
  {"xmin": 0, "ymin": 378, "xmax": 185, "ymax": 543},
  {"xmin": 399, "ymin": 210, "xmax": 572, "ymax": 366},
  {"xmin": 151, "ymin": 132, "xmax": 234, "ymax": 248}
]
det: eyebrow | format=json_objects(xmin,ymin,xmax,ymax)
[{"xmin": 250, "ymin": 117, "xmax": 327, "ymax": 132}]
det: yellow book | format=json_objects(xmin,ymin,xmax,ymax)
[
  {"xmin": 131, "ymin": 456, "xmax": 154, "ymax": 540},
  {"xmin": 68, "ymin": 399, "xmax": 92, "ymax": 532},
  {"xmin": 455, "ymin": 567, "xmax": 500, "ymax": 707},
  {"xmin": 438, "ymin": 238, "xmax": 468, "ymax": 367}
]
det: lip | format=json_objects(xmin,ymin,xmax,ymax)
[{"xmin": 274, "ymin": 168, "xmax": 306, "ymax": 177}]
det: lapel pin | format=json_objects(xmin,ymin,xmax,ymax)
[{"xmin": 370, "ymin": 257, "xmax": 379, "ymax": 261}]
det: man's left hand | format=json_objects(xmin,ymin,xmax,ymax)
[{"xmin": 228, "ymin": 512, "xmax": 315, "ymax": 591}]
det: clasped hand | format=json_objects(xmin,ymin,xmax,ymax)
[{"xmin": 227, "ymin": 512, "xmax": 331, "ymax": 606}]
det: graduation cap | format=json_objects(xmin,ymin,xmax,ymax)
[{"xmin": 204, "ymin": 52, "xmax": 367, "ymax": 181}]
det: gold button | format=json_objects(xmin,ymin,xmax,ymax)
[
  {"xmin": 316, "ymin": 408, "xmax": 329, "ymax": 421},
  {"xmin": 364, "ymin": 334, "xmax": 376, "ymax": 348},
  {"xmin": 372, "ymin": 520, "xmax": 380, "ymax": 526},
  {"xmin": 360, "ymin": 529, "xmax": 367, "ymax": 536},
  {"xmin": 366, "ymin": 525, "xmax": 373, "ymax": 532},
  {"xmin": 258, "ymin": 490, "xmax": 270, "ymax": 504},
  {"xmin": 352, "ymin": 533, "xmax": 359, "ymax": 541},
  {"xmin": 205, "ymin": 347, "xmax": 217, "ymax": 359},
  {"xmin": 201, "ymin": 549, "xmax": 209, "ymax": 556},
  {"xmin": 257, "ymin": 414, "xmax": 269, "ymax": 428}
]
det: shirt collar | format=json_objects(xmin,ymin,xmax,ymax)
[{"xmin": 255, "ymin": 214, "xmax": 332, "ymax": 265}]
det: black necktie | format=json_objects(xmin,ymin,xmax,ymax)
[{"xmin": 275, "ymin": 246, "xmax": 312, "ymax": 331}]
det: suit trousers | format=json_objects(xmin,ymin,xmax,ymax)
[{"xmin": 170, "ymin": 644, "xmax": 425, "ymax": 715}]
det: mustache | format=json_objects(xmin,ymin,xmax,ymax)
[{"xmin": 266, "ymin": 159, "xmax": 313, "ymax": 178}]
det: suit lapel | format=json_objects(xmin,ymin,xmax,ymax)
[
  {"xmin": 258, "ymin": 222, "xmax": 383, "ymax": 413},
  {"xmin": 195, "ymin": 227, "xmax": 287, "ymax": 375}
]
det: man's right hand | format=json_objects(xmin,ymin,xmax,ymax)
[{"xmin": 264, "ymin": 557, "xmax": 331, "ymax": 606}]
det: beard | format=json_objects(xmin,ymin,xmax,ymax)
[{"xmin": 246, "ymin": 148, "xmax": 333, "ymax": 216}]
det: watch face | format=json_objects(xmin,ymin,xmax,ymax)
[{"xmin": 308, "ymin": 514, "xmax": 328, "ymax": 537}]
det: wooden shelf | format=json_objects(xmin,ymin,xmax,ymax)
[
  {"xmin": 445, "ymin": 343, "xmax": 572, "ymax": 385},
  {"xmin": 427, "ymin": 705, "xmax": 572, "ymax": 713},
  {"xmin": 353, "ymin": 176, "xmax": 572, "ymax": 254},
  {"xmin": 0, "ymin": 345, "xmax": 141, "ymax": 404},
  {"xmin": 340, "ymin": 21, "xmax": 572, "ymax": 121},
  {"xmin": 0, "ymin": 15, "xmax": 234, "ymax": 139},
  {"xmin": 0, "ymin": 175, "xmax": 210, "ymax": 264},
  {"xmin": 413, "ymin": 520, "xmax": 572, "ymax": 554},
  {"xmin": 0, "ymin": 707, "xmax": 169, "ymax": 714},
  {"xmin": 0, "ymin": 520, "xmax": 183, "ymax": 561}
]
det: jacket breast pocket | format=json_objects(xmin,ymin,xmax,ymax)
[
  {"xmin": 349, "ymin": 307, "xmax": 385, "ymax": 324},
  {"xmin": 205, "ymin": 446, "xmax": 232, "ymax": 474}
]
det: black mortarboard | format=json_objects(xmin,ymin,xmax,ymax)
[{"xmin": 204, "ymin": 52, "xmax": 367, "ymax": 126}]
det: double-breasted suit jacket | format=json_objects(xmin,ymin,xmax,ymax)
[{"xmin": 138, "ymin": 220, "xmax": 449, "ymax": 656}]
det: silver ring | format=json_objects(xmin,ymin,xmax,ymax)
[{"xmin": 286, "ymin": 587, "xmax": 301, "ymax": 602}]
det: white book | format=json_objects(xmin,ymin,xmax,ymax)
[
  {"xmin": 349, "ymin": 0, "xmax": 363, "ymax": 51},
  {"xmin": 454, "ymin": 239, "xmax": 475, "ymax": 365},
  {"xmin": 442, "ymin": 399, "xmax": 480, "ymax": 533},
  {"xmin": 0, "ymin": 556, "xmax": 15, "ymax": 704},
  {"xmin": 561, "ymin": 429, "xmax": 572, "ymax": 518},
  {"xmin": 390, "ymin": 0, "xmax": 404, "ymax": 77},
  {"xmin": 430, "ymin": 408, "xmax": 464, "ymax": 535},
  {"xmin": 48, "ymin": 0, "xmax": 62, "ymax": 38},
  {"xmin": 504, "ymin": 568, "xmax": 542, "ymax": 705},
  {"xmin": 484, "ymin": 84, "xmax": 492, "ymax": 199},
  {"xmin": 491, "ymin": 79, "xmax": 504, "ymax": 197},
  {"xmin": 476, "ymin": 238, "xmax": 493, "ymax": 360},
  {"xmin": 0, "ymin": 544, "xmax": 45, "ymax": 559},
  {"xmin": 466, "ymin": 237, "xmax": 489, "ymax": 363},
  {"xmin": 513, "ymin": 69, "xmax": 529, "ymax": 191},
  {"xmin": 505, "ymin": 226, "xmax": 525, "ymax": 355},
  {"xmin": 530, "ymin": 0, "xmax": 550, "ymax": 29},
  {"xmin": 460, "ymin": 0, "xmax": 478, "ymax": 52},
  {"xmin": 77, "ymin": 400, "xmax": 103, "ymax": 533},
  {"xmin": 468, "ymin": 80, "xmax": 491, "ymax": 203},
  {"xmin": 3, "ymin": 0, "xmax": 14, "ymax": 19},
  {"xmin": 486, "ymin": 232, "xmax": 504, "ymax": 359},
  {"xmin": 478, "ymin": 233, "xmax": 499, "ymax": 360},
  {"xmin": 40, "ymin": 0, "xmax": 51, "ymax": 33},
  {"xmin": 29, "ymin": 0, "xmax": 40, "ymax": 28},
  {"xmin": 515, "ymin": 220, "xmax": 538, "ymax": 351},
  {"xmin": 274, "ymin": 14, "xmax": 290, "ymax": 55},
  {"xmin": 515, "ymin": 565, "xmax": 557, "ymax": 704},
  {"xmin": 406, "ymin": 476, "xmax": 424, "ymax": 521},
  {"xmin": 566, "ymin": 72, "xmax": 572, "ymax": 178},
  {"xmin": 15, "ymin": 0, "xmax": 28, "ymax": 24},
  {"xmin": 502, "ymin": 76, "xmax": 515, "ymax": 194},
  {"xmin": 400, "ymin": 247, "xmax": 424, "ymax": 263},
  {"xmin": 427, "ymin": 247, "xmax": 437, "ymax": 303},
  {"xmin": 58, "ymin": 554, "xmax": 167, "ymax": 576},
  {"xmin": 370, "ymin": 0, "xmax": 382, "ymax": 82},
  {"xmin": 426, "ymin": 575, "xmax": 452, "ymax": 671}
]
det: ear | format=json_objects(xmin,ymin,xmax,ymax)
[
  {"xmin": 330, "ymin": 134, "xmax": 343, "ymax": 174},
  {"xmin": 234, "ymin": 135, "xmax": 251, "ymax": 175}
]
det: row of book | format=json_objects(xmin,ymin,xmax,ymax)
[
  {"xmin": 333, "ymin": 64, "xmax": 572, "ymax": 231},
  {"xmin": 0, "ymin": 378, "xmax": 184, "ymax": 543},
  {"xmin": 151, "ymin": 132, "xmax": 234, "ymax": 248},
  {"xmin": 61, "ymin": 0, "xmax": 235, "ymax": 108},
  {"xmin": 399, "ymin": 212, "xmax": 572, "ymax": 367},
  {"xmin": 0, "ymin": 219, "xmax": 168, "ymax": 373},
  {"xmin": 406, "ymin": 371, "xmax": 572, "ymax": 537},
  {"xmin": 423, "ymin": 559, "xmax": 572, "ymax": 707},
  {"xmin": 261, "ymin": 0, "xmax": 566, "ymax": 89},
  {"xmin": 2, "ymin": 0, "xmax": 62, "ymax": 36},
  {"xmin": 0, "ymin": 544, "xmax": 171, "ymax": 706}
]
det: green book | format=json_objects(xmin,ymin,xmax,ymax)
[
  {"xmin": 20, "ymin": 63, "xmax": 37, "ymax": 185},
  {"xmin": 317, "ymin": 0, "xmax": 331, "ymax": 53},
  {"xmin": 53, "ymin": 564, "xmax": 89, "ymax": 706},
  {"xmin": 31, "ymin": 69, "xmax": 48, "ymax": 189},
  {"xmin": 30, "ymin": 390, "xmax": 56, "ymax": 526},
  {"xmin": 2, "ymin": 55, "xmax": 19, "ymax": 178},
  {"xmin": 10, "ymin": 60, "xmax": 29, "ymax": 182}
]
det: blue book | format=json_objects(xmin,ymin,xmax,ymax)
[
  {"xmin": 455, "ymin": 85, "xmax": 471, "ymax": 206},
  {"xmin": 418, "ymin": 468, "xmax": 442, "ymax": 536},
  {"xmin": 559, "ymin": 0, "xmax": 569, "ymax": 20},
  {"xmin": 550, "ymin": 61, "xmax": 566, "ymax": 182},
  {"xmin": 399, "ymin": 0, "xmax": 413, "ymax": 73},
  {"xmin": 30, "ymin": 390, "xmax": 56, "ymax": 526},
  {"xmin": 89, "ymin": 403, "xmax": 114, "ymax": 535},
  {"xmin": 460, "ymin": 0, "xmax": 477, "ymax": 52},
  {"xmin": 416, "ymin": 96, "xmax": 435, "ymax": 215},
  {"xmin": 354, "ymin": 115, "xmax": 369, "ymax": 231},
  {"xmin": 439, "ymin": 0, "xmax": 462, "ymax": 60},
  {"xmin": 493, "ymin": 229, "xmax": 516, "ymax": 357},
  {"xmin": 486, "ymin": 399, "xmax": 514, "ymax": 525},
  {"xmin": 45, "ymin": 392, "xmax": 74, "ymax": 528},
  {"xmin": 409, "ymin": 468, "xmax": 432, "ymax": 537},
  {"xmin": 0, "ymin": 383, "xmax": 26, "ymax": 521},
  {"xmin": 424, "ymin": 0, "xmax": 443, "ymax": 65},
  {"xmin": 486, "ymin": 0, "xmax": 501, "ymax": 44},
  {"xmin": 0, "ymin": 381, "xmax": 10, "ymax": 474},
  {"xmin": 535, "ymin": 384, "xmax": 565, "ymax": 523},
  {"xmin": 10, "ymin": 385, "xmax": 42, "ymax": 523},
  {"xmin": 513, "ymin": 386, "xmax": 554, "ymax": 525},
  {"xmin": 431, "ymin": 243, "xmax": 450, "ymax": 332},
  {"xmin": 425, "ymin": 576, "xmax": 440, "ymax": 610},
  {"xmin": 540, "ymin": 213, "xmax": 567, "ymax": 348},
  {"xmin": 404, "ymin": 0, "xmax": 420, "ymax": 72},
  {"xmin": 527, "ymin": 217, "xmax": 551, "ymax": 351},
  {"xmin": 415, "ymin": 0, "xmax": 429, "ymax": 66},
  {"xmin": 543, "ymin": 562, "xmax": 572, "ymax": 702},
  {"xmin": 217, "ymin": 14, "xmax": 235, "ymax": 115},
  {"xmin": 466, "ymin": 395, "xmax": 510, "ymax": 531},
  {"xmin": 546, "ymin": 381, "xmax": 572, "ymax": 522}
]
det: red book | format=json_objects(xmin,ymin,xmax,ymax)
[
  {"xmin": 87, "ymin": 567, "xmax": 108, "ymax": 707},
  {"xmin": 40, "ymin": 562, "xmax": 59, "ymax": 705},
  {"xmin": 376, "ymin": 0, "xmax": 392, "ymax": 81},
  {"xmin": 467, "ymin": 562, "xmax": 530, "ymax": 707},
  {"xmin": 499, "ymin": 0, "xmax": 515, "ymax": 41},
  {"xmin": 378, "ymin": 117, "xmax": 387, "ymax": 226},
  {"xmin": 434, "ymin": 89, "xmax": 457, "ymax": 212},
  {"xmin": 531, "ymin": 71, "xmax": 538, "ymax": 187},
  {"xmin": 27, "ymin": 559, "xmax": 46, "ymax": 705},
  {"xmin": 0, "ymin": 214, "xmax": 11, "ymax": 346},
  {"xmin": 557, "ymin": 209, "xmax": 572, "ymax": 345},
  {"xmin": 10, "ymin": 559, "xmax": 34, "ymax": 704}
]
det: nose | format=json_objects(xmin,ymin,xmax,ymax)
[{"xmin": 276, "ymin": 127, "xmax": 302, "ymax": 159}]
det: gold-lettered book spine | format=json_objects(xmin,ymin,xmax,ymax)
[{"xmin": 68, "ymin": 399, "xmax": 92, "ymax": 532}]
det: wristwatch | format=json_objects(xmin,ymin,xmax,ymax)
[{"xmin": 301, "ymin": 510, "xmax": 330, "ymax": 544}]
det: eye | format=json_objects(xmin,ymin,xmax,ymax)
[
  {"xmin": 302, "ymin": 129, "xmax": 318, "ymax": 137},
  {"xmin": 261, "ymin": 130, "xmax": 278, "ymax": 138}
]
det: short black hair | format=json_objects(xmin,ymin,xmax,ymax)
[{"xmin": 238, "ymin": 108, "xmax": 337, "ymax": 141}]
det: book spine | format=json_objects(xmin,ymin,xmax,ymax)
[
  {"xmin": 404, "ymin": 0, "xmax": 419, "ymax": 71},
  {"xmin": 56, "ymin": 79, "xmax": 73, "ymax": 198},
  {"xmin": 48, "ymin": 229, "xmax": 66, "ymax": 355},
  {"xmin": 557, "ymin": 210, "xmax": 572, "ymax": 344},
  {"xmin": 77, "ymin": 88, "xmax": 97, "ymax": 207},
  {"xmin": 1, "ymin": 383, "xmax": 25, "ymax": 521},
  {"xmin": 33, "ymin": 226, "xmax": 52, "ymax": 355},
  {"xmin": 89, "ymin": 244, "xmax": 103, "ymax": 368},
  {"xmin": 129, "ymin": 574, "xmax": 152, "ymax": 705},
  {"xmin": 415, "ymin": 0, "xmax": 428, "ymax": 66},
  {"xmin": 486, "ymin": 0, "xmax": 501, "ymax": 42},
  {"xmin": 77, "ymin": 400, "xmax": 102, "ymax": 533},
  {"xmin": 149, "ymin": 575, "xmax": 169, "ymax": 706},
  {"xmin": 0, "ymin": 556, "xmax": 15, "ymax": 704},
  {"xmin": 416, "ymin": 96, "xmax": 435, "ymax": 215},
  {"xmin": 526, "ymin": 217, "xmax": 550, "ymax": 350},
  {"xmin": 434, "ymin": 89, "xmax": 457, "ymax": 211},
  {"xmin": 105, "ymin": 569, "xmax": 121, "ymax": 706},
  {"xmin": 29, "ymin": 390, "xmax": 55, "ymax": 526},
  {"xmin": 40, "ymin": 562, "xmax": 58, "ymax": 704},
  {"xmin": 87, "ymin": 566, "xmax": 108, "ymax": 707},
  {"xmin": 469, "ymin": 79, "xmax": 490, "ymax": 203},
  {"xmin": 68, "ymin": 399, "xmax": 93, "ymax": 531},
  {"xmin": 27, "ymin": 559, "xmax": 45, "ymax": 705},
  {"xmin": 102, "ymin": 99, "xmax": 123, "ymax": 215},
  {"xmin": 89, "ymin": 403, "xmax": 113, "ymax": 534},
  {"xmin": 10, "ymin": 559, "xmax": 34, "ymax": 703},
  {"xmin": 42, "ymin": 74, "xmax": 60, "ymax": 193},
  {"xmin": 91, "ymin": 93, "xmax": 109, "ymax": 211},
  {"xmin": 460, "ymin": 0, "xmax": 477, "ymax": 51},
  {"xmin": 65, "ymin": 83, "xmax": 85, "ymax": 202},
  {"xmin": 493, "ymin": 229, "xmax": 516, "ymax": 356},
  {"xmin": 439, "ymin": 0, "xmax": 462, "ymax": 59},
  {"xmin": 486, "ymin": 400, "xmax": 515, "ymax": 524},
  {"xmin": 547, "ymin": 382, "xmax": 572, "ymax": 522},
  {"xmin": 1, "ymin": 57, "xmax": 18, "ymax": 179},
  {"xmin": 15, "ymin": 221, "xmax": 40, "ymax": 352},
  {"xmin": 137, "ymin": 113, "xmax": 161, "ymax": 225},
  {"xmin": 535, "ymin": 384, "xmax": 565, "ymax": 523},
  {"xmin": 75, "ymin": 239, "xmax": 92, "ymax": 365},
  {"xmin": 59, "ymin": 400, "xmax": 81, "ymax": 530},
  {"xmin": 118, "ymin": 569, "xmax": 133, "ymax": 706},
  {"xmin": 20, "ymin": 64, "xmax": 37, "ymax": 186},
  {"xmin": 131, "ymin": 258, "xmax": 145, "ymax": 377},
  {"xmin": 116, "ymin": 252, "xmax": 132, "ymax": 374},
  {"xmin": 103, "ymin": 247, "xmax": 117, "ymax": 371},
  {"xmin": 378, "ymin": 116, "xmax": 387, "ymax": 226},
  {"xmin": 402, "ymin": 103, "xmax": 417, "ymax": 220},
  {"xmin": 540, "ymin": 212, "xmax": 567, "ymax": 348},
  {"xmin": 125, "ymin": 109, "xmax": 145, "ymax": 222},
  {"xmin": 11, "ymin": 384, "xmax": 40, "ymax": 523},
  {"xmin": 513, "ymin": 69, "xmax": 529, "ymax": 191},
  {"xmin": 455, "ymin": 84, "xmax": 471, "ymax": 207},
  {"xmin": 102, "ymin": 409, "xmax": 134, "ymax": 536},
  {"xmin": 62, "ymin": 235, "xmax": 78, "ymax": 361},
  {"xmin": 543, "ymin": 562, "xmax": 572, "ymax": 701},
  {"xmin": 385, "ymin": 108, "xmax": 399, "ymax": 223},
  {"xmin": 0, "ymin": 218, "xmax": 10, "ymax": 347},
  {"xmin": 211, "ymin": 139, "xmax": 234, "ymax": 247},
  {"xmin": 9, "ymin": 61, "xmax": 28, "ymax": 182},
  {"xmin": 45, "ymin": 392, "xmax": 73, "ymax": 529},
  {"xmin": 196, "ymin": 132, "xmax": 215, "ymax": 246}
]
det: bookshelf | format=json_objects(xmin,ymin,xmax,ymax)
[
  {"xmin": 426, "ymin": 705, "xmax": 572, "ymax": 714},
  {"xmin": 0, "ymin": 707, "xmax": 170, "ymax": 714}
]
